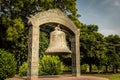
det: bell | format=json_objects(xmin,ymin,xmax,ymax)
[{"xmin": 45, "ymin": 25, "xmax": 72, "ymax": 55}]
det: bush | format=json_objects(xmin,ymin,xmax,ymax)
[
  {"xmin": 0, "ymin": 49, "xmax": 16, "ymax": 80},
  {"xmin": 81, "ymin": 64, "xmax": 89, "ymax": 72},
  {"xmin": 39, "ymin": 55, "xmax": 63, "ymax": 75},
  {"xmin": 19, "ymin": 55, "xmax": 63, "ymax": 76},
  {"xmin": 19, "ymin": 62, "xmax": 27, "ymax": 76}
]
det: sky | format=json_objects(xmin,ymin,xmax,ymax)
[{"xmin": 77, "ymin": 0, "xmax": 120, "ymax": 36}]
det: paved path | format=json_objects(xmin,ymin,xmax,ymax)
[
  {"xmin": 6, "ymin": 75, "xmax": 109, "ymax": 80},
  {"xmin": 39, "ymin": 75, "xmax": 109, "ymax": 80}
]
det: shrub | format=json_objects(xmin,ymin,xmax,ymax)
[
  {"xmin": 0, "ymin": 49, "xmax": 16, "ymax": 80},
  {"xmin": 19, "ymin": 62, "xmax": 27, "ymax": 76},
  {"xmin": 39, "ymin": 55, "xmax": 63, "ymax": 75},
  {"xmin": 19, "ymin": 55, "xmax": 63, "ymax": 76},
  {"xmin": 81, "ymin": 64, "xmax": 88, "ymax": 72}
]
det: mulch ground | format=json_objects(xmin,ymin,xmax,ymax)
[{"xmin": 6, "ymin": 75, "xmax": 109, "ymax": 80}]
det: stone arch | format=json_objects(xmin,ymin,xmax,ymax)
[
  {"xmin": 27, "ymin": 9, "xmax": 80, "ymax": 80},
  {"xmin": 28, "ymin": 9, "xmax": 78, "ymax": 35}
]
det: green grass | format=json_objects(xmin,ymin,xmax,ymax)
[{"xmin": 82, "ymin": 73, "xmax": 120, "ymax": 80}]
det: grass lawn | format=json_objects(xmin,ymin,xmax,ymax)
[{"xmin": 82, "ymin": 73, "xmax": 120, "ymax": 80}]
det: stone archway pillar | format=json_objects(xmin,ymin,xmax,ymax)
[
  {"xmin": 28, "ymin": 26, "xmax": 39, "ymax": 80},
  {"xmin": 71, "ymin": 29, "xmax": 80, "ymax": 77}
]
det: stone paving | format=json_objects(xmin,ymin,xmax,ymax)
[
  {"xmin": 6, "ymin": 75, "xmax": 109, "ymax": 80},
  {"xmin": 39, "ymin": 75, "xmax": 109, "ymax": 80}
]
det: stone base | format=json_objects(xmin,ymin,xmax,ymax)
[{"xmin": 72, "ymin": 73, "xmax": 80, "ymax": 77}]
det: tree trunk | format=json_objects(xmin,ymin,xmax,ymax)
[
  {"xmin": 105, "ymin": 65, "xmax": 108, "ymax": 73},
  {"xmin": 97, "ymin": 66, "xmax": 100, "ymax": 74},
  {"xmin": 115, "ymin": 65, "xmax": 118, "ymax": 73},
  {"xmin": 89, "ymin": 64, "xmax": 92, "ymax": 73},
  {"xmin": 113, "ymin": 66, "xmax": 116, "ymax": 73}
]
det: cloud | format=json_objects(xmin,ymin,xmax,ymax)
[
  {"xmin": 113, "ymin": 0, "xmax": 120, "ymax": 7},
  {"xmin": 99, "ymin": 29, "xmax": 119, "ymax": 36},
  {"xmin": 101, "ymin": 0, "xmax": 120, "ymax": 7}
]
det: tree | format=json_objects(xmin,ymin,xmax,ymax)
[
  {"xmin": 105, "ymin": 35, "xmax": 120, "ymax": 73},
  {"xmin": 80, "ymin": 24, "xmax": 107, "ymax": 73}
]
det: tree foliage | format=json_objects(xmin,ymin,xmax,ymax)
[{"xmin": 0, "ymin": 0, "xmax": 78, "ymax": 43}]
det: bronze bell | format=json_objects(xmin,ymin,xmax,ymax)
[{"xmin": 45, "ymin": 25, "xmax": 72, "ymax": 55}]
